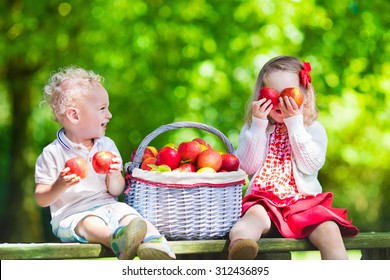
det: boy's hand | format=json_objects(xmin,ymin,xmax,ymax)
[
  {"xmin": 108, "ymin": 152, "xmax": 122, "ymax": 174},
  {"xmin": 58, "ymin": 167, "xmax": 82, "ymax": 187},
  {"xmin": 252, "ymin": 98, "xmax": 272, "ymax": 120}
]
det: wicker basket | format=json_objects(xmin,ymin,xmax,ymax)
[{"xmin": 125, "ymin": 121, "xmax": 245, "ymax": 240}]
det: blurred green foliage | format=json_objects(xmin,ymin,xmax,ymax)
[{"xmin": 0, "ymin": 0, "xmax": 389, "ymax": 242}]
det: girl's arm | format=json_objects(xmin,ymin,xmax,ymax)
[
  {"xmin": 235, "ymin": 116, "xmax": 269, "ymax": 175},
  {"xmin": 236, "ymin": 99, "xmax": 272, "ymax": 175},
  {"xmin": 285, "ymin": 115, "xmax": 327, "ymax": 175}
]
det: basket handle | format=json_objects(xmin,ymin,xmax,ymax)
[{"xmin": 128, "ymin": 121, "xmax": 235, "ymax": 173}]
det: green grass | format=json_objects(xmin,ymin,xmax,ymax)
[{"xmin": 292, "ymin": 250, "xmax": 362, "ymax": 260}]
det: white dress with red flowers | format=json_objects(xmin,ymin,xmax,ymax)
[{"xmin": 241, "ymin": 123, "xmax": 358, "ymax": 238}]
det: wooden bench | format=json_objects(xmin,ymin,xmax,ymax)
[{"xmin": 1, "ymin": 232, "xmax": 389, "ymax": 260}]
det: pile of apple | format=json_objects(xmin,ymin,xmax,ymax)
[{"xmin": 131, "ymin": 138, "xmax": 240, "ymax": 173}]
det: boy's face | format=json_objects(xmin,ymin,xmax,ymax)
[{"xmin": 76, "ymin": 83, "xmax": 112, "ymax": 140}]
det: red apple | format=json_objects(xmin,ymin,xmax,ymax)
[
  {"xmin": 192, "ymin": 137, "xmax": 212, "ymax": 149},
  {"xmin": 197, "ymin": 149, "xmax": 222, "ymax": 171},
  {"xmin": 280, "ymin": 87, "xmax": 304, "ymax": 107},
  {"xmin": 220, "ymin": 153, "xmax": 240, "ymax": 172},
  {"xmin": 65, "ymin": 157, "xmax": 88, "ymax": 179},
  {"xmin": 92, "ymin": 151, "xmax": 115, "ymax": 174},
  {"xmin": 173, "ymin": 163, "xmax": 196, "ymax": 172},
  {"xmin": 258, "ymin": 87, "xmax": 279, "ymax": 109},
  {"xmin": 144, "ymin": 146, "xmax": 158, "ymax": 159},
  {"xmin": 131, "ymin": 146, "xmax": 158, "ymax": 162},
  {"xmin": 141, "ymin": 157, "xmax": 157, "ymax": 171},
  {"xmin": 192, "ymin": 137, "xmax": 206, "ymax": 146},
  {"xmin": 177, "ymin": 141, "xmax": 202, "ymax": 165},
  {"xmin": 155, "ymin": 146, "xmax": 181, "ymax": 170}
]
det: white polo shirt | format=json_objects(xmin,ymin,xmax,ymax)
[{"xmin": 35, "ymin": 128, "xmax": 122, "ymax": 231}]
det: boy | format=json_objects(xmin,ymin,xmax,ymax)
[{"xmin": 35, "ymin": 66, "xmax": 175, "ymax": 260}]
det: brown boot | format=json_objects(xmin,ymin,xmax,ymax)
[{"xmin": 228, "ymin": 239, "xmax": 258, "ymax": 260}]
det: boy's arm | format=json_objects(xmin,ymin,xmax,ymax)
[
  {"xmin": 106, "ymin": 171, "xmax": 125, "ymax": 197},
  {"xmin": 35, "ymin": 167, "xmax": 79, "ymax": 207},
  {"xmin": 105, "ymin": 152, "xmax": 125, "ymax": 196}
]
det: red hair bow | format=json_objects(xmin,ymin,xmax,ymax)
[{"xmin": 300, "ymin": 62, "xmax": 312, "ymax": 87}]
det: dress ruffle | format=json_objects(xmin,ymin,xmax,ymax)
[{"xmin": 242, "ymin": 191, "xmax": 359, "ymax": 238}]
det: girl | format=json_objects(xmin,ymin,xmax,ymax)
[{"xmin": 228, "ymin": 56, "xmax": 358, "ymax": 260}]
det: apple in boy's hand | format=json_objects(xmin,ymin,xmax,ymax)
[
  {"xmin": 92, "ymin": 151, "xmax": 115, "ymax": 174},
  {"xmin": 156, "ymin": 146, "xmax": 181, "ymax": 170},
  {"xmin": 220, "ymin": 154, "xmax": 240, "ymax": 172},
  {"xmin": 258, "ymin": 87, "xmax": 279, "ymax": 109},
  {"xmin": 177, "ymin": 141, "xmax": 202, "ymax": 165},
  {"xmin": 65, "ymin": 157, "xmax": 88, "ymax": 179},
  {"xmin": 197, "ymin": 149, "xmax": 222, "ymax": 172},
  {"xmin": 280, "ymin": 87, "xmax": 304, "ymax": 107}
]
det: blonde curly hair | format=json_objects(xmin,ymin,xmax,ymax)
[
  {"xmin": 245, "ymin": 56, "xmax": 318, "ymax": 127},
  {"xmin": 43, "ymin": 66, "xmax": 103, "ymax": 123}
]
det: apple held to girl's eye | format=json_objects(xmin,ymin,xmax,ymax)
[
  {"xmin": 280, "ymin": 87, "xmax": 304, "ymax": 107},
  {"xmin": 258, "ymin": 87, "xmax": 279, "ymax": 109}
]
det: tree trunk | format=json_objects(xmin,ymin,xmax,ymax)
[{"xmin": 2, "ymin": 57, "xmax": 44, "ymax": 242}]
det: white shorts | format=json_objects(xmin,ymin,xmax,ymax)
[{"xmin": 55, "ymin": 202, "xmax": 140, "ymax": 243}]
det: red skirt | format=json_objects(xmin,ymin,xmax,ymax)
[{"xmin": 242, "ymin": 191, "xmax": 359, "ymax": 238}]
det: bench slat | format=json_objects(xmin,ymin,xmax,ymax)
[
  {"xmin": 1, "ymin": 232, "xmax": 389, "ymax": 260},
  {"xmin": 170, "ymin": 232, "xmax": 390, "ymax": 254},
  {"xmin": 0, "ymin": 243, "xmax": 114, "ymax": 260}
]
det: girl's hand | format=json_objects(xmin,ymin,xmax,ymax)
[
  {"xmin": 252, "ymin": 98, "xmax": 272, "ymax": 120},
  {"xmin": 279, "ymin": 96, "xmax": 302, "ymax": 119}
]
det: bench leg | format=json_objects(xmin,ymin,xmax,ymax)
[{"xmin": 361, "ymin": 249, "xmax": 390, "ymax": 260}]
